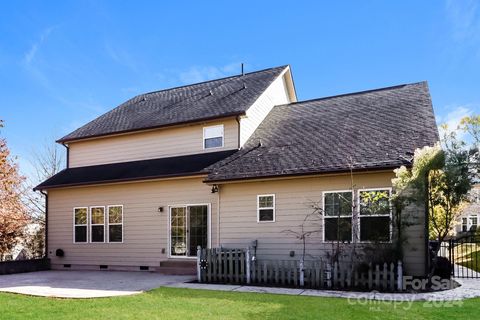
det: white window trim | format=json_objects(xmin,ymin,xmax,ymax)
[
  {"xmin": 73, "ymin": 207, "xmax": 88, "ymax": 244},
  {"xmin": 257, "ymin": 194, "xmax": 276, "ymax": 223},
  {"xmin": 357, "ymin": 188, "xmax": 393, "ymax": 243},
  {"xmin": 107, "ymin": 205, "xmax": 124, "ymax": 244},
  {"xmin": 167, "ymin": 203, "xmax": 212, "ymax": 259},
  {"xmin": 90, "ymin": 206, "xmax": 106, "ymax": 243},
  {"xmin": 203, "ymin": 124, "xmax": 224, "ymax": 150},
  {"xmin": 322, "ymin": 190, "xmax": 354, "ymax": 243},
  {"xmin": 468, "ymin": 215, "xmax": 479, "ymax": 231}
]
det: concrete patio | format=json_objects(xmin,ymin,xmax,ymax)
[{"xmin": 0, "ymin": 270, "xmax": 194, "ymax": 298}]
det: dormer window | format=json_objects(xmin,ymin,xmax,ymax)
[{"xmin": 203, "ymin": 125, "xmax": 224, "ymax": 149}]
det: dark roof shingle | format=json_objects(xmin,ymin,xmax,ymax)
[
  {"xmin": 35, "ymin": 150, "xmax": 237, "ymax": 190},
  {"xmin": 58, "ymin": 66, "xmax": 287, "ymax": 142},
  {"xmin": 206, "ymin": 82, "xmax": 439, "ymax": 182}
]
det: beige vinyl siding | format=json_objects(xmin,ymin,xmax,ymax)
[
  {"xmin": 47, "ymin": 177, "xmax": 218, "ymax": 268},
  {"xmin": 239, "ymin": 71, "xmax": 292, "ymax": 146},
  {"xmin": 217, "ymin": 172, "xmax": 427, "ymax": 276},
  {"xmin": 68, "ymin": 118, "xmax": 239, "ymax": 167},
  {"xmin": 47, "ymin": 171, "xmax": 426, "ymax": 275}
]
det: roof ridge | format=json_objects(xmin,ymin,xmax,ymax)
[
  {"xmin": 140, "ymin": 65, "xmax": 289, "ymax": 97},
  {"xmin": 277, "ymin": 81, "xmax": 427, "ymax": 107}
]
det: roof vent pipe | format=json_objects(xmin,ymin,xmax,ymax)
[{"xmin": 241, "ymin": 63, "xmax": 244, "ymax": 76}]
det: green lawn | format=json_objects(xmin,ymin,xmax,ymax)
[
  {"xmin": 0, "ymin": 287, "xmax": 477, "ymax": 320},
  {"xmin": 456, "ymin": 249, "xmax": 480, "ymax": 272}
]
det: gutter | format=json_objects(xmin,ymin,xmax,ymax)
[
  {"xmin": 34, "ymin": 172, "xmax": 209, "ymax": 191},
  {"xmin": 204, "ymin": 165, "xmax": 403, "ymax": 184}
]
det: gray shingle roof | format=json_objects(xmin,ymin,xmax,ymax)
[
  {"xmin": 34, "ymin": 150, "xmax": 236, "ymax": 190},
  {"xmin": 206, "ymin": 82, "xmax": 439, "ymax": 182},
  {"xmin": 58, "ymin": 65, "xmax": 288, "ymax": 142}
]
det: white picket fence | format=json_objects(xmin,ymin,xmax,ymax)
[{"xmin": 197, "ymin": 247, "xmax": 403, "ymax": 291}]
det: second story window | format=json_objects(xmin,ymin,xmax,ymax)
[{"xmin": 203, "ymin": 125, "xmax": 224, "ymax": 149}]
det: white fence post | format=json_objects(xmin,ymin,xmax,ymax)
[
  {"xmin": 196, "ymin": 246, "xmax": 202, "ymax": 282},
  {"xmin": 397, "ymin": 260, "xmax": 403, "ymax": 291},
  {"xmin": 326, "ymin": 262, "xmax": 332, "ymax": 288},
  {"xmin": 299, "ymin": 258, "xmax": 305, "ymax": 287},
  {"xmin": 246, "ymin": 247, "xmax": 251, "ymax": 284}
]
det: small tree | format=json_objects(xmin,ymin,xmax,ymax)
[
  {"xmin": 459, "ymin": 115, "xmax": 480, "ymax": 177},
  {"xmin": 282, "ymin": 163, "xmax": 363, "ymax": 269},
  {"xmin": 392, "ymin": 143, "xmax": 471, "ymax": 240},
  {"xmin": 431, "ymin": 123, "xmax": 477, "ymax": 241},
  {"xmin": 392, "ymin": 137, "xmax": 474, "ymax": 279},
  {"xmin": 460, "ymin": 115, "xmax": 480, "ymax": 146},
  {"xmin": 0, "ymin": 120, "xmax": 29, "ymax": 260}
]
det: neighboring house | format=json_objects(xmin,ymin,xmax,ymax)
[
  {"xmin": 35, "ymin": 65, "xmax": 438, "ymax": 276},
  {"xmin": 455, "ymin": 184, "xmax": 480, "ymax": 236}
]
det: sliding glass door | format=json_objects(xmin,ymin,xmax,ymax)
[{"xmin": 170, "ymin": 205, "xmax": 208, "ymax": 257}]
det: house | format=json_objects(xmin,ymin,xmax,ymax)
[
  {"xmin": 35, "ymin": 65, "xmax": 439, "ymax": 276},
  {"xmin": 454, "ymin": 184, "xmax": 480, "ymax": 236}
]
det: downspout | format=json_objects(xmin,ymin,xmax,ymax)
[
  {"xmin": 425, "ymin": 171, "xmax": 430, "ymax": 277},
  {"xmin": 217, "ymin": 186, "xmax": 221, "ymax": 247},
  {"xmin": 40, "ymin": 190, "xmax": 48, "ymax": 259},
  {"xmin": 235, "ymin": 116, "xmax": 241, "ymax": 149},
  {"xmin": 61, "ymin": 143, "xmax": 69, "ymax": 168}
]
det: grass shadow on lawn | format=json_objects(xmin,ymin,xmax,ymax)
[
  {"xmin": 0, "ymin": 286, "xmax": 478, "ymax": 320},
  {"xmin": 457, "ymin": 249, "xmax": 480, "ymax": 273}
]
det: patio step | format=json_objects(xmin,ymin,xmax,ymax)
[{"xmin": 156, "ymin": 260, "xmax": 196, "ymax": 275}]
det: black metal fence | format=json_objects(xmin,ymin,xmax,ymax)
[
  {"xmin": 0, "ymin": 258, "xmax": 50, "ymax": 275},
  {"xmin": 438, "ymin": 235, "xmax": 480, "ymax": 278}
]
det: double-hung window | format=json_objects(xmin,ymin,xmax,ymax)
[
  {"xmin": 358, "ymin": 189, "xmax": 391, "ymax": 242},
  {"xmin": 74, "ymin": 207, "xmax": 88, "ymax": 243},
  {"xmin": 108, "ymin": 205, "xmax": 123, "ymax": 242},
  {"xmin": 469, "ymin": 216, "xmax": 478, "ymax": 232},
  {"xmin": 257, "ymin": 194, "xmax": 275, "ymax": 222},
  {"xmin": 462, "ymin": 218, "xmax": 468, "ymax": 232},
  {"xmin": 203, "ymin": 125, "xmax": 224, "ymax": 149},
  {"xmin": 90, "ymin": 206, "xmax": 105, "ymax": 243},
  {"xmin": 323, "ymin": 191, "xmax": 353, "ymax": 242}
]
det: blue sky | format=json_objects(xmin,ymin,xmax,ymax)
[{"xmin": 0, "ymin": 0, "xmax": 479, "ymax": 175}]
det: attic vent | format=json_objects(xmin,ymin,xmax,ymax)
[
  {"xmin": 99, "ymin": 265, "xmax": 108, "ymax": 270},
  {"xmin": 139, "ymin": 266, "xmax": 149, "ymax": 271}
]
